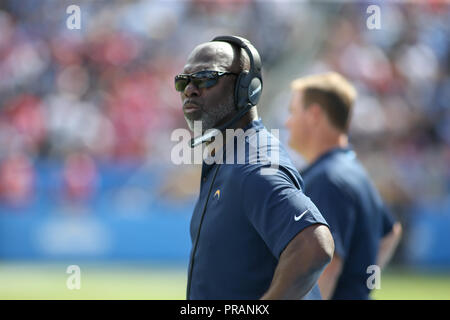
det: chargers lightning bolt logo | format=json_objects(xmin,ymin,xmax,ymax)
[{"xmin": 214, "ymin": 189, "xmax": 220, "ymax": 200}]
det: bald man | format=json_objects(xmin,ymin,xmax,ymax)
[{"xmin": 175, "ymin": 36, "xmax": 334, "ymax": 300}]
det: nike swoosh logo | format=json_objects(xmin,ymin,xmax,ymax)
[{"xmin": 294, "ymin": 209, "xmax": 309, "ymax": 221}]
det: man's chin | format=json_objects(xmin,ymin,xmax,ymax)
[
  {"xmin": 185, "ymin": 121, "xmax": 213, "ymax": 135},
  {"xmin": 184, "ymin": 115, "xmax": 201, "ymax": 131},
  {"xmin": 287, "ymin": 138, "xmax": 295, "ymax": 150},
  {"xmin": 289, "ymin": 139, "xmax": 302, "ymax": 154}
]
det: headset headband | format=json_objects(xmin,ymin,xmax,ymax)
[{"xmin": 211, "ymin": 35, "xmax": 262, "ymax": 77}]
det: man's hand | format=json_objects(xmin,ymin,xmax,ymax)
[
  {"xmin": 260, "ymin": 224, "xmax": 334, "ymax": 300},
  {"xmin": 377, "ymin": 222, "xmax": 402, "ymax": 270}
]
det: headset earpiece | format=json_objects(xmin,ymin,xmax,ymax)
[
  {"xmin": 234, "ymin": 71, "xmax": 247, "ymax": 109},
  {"xmin": 248, "ymin": 77, "xmax": 262, "ymax": 106},
  {"xmin": 211, "ymin": 35, "xmax": 263, "ymax": 111}
]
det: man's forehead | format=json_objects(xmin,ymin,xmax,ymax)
[
  {"xmin": 183, "ymin": 62, "xmax": 222, "ymax": 74},
  {"xmin": 292, "ymin": 89, "xmax": 304, "ymax": 101},
  {"xmin": 183, "ymin": 42, "xmax": 235, "ymax": 73},
  {"xmin": 290, "ymin": 90, "xmax": 304, "ymax": 109}
]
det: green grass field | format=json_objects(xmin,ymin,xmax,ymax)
[{"xmin": 1, "ymin": 262, "xmax": 449, "ymax": 300}]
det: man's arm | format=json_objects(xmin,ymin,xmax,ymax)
[
  {"xmin": 317, "ymin": 254, "xmax": 343, "ymax": 299},
  {"xmin": 260, "ymin": 224, "xmax": 334, "ymax": 300},
  {"xmin": 377, "ymin": 222, "xmax": 402, "ymax": 270},
  {"xmin": 318, "ymin": 222, "xmax": 402, "ymax": 300}
]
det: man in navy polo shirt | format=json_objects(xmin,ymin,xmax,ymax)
[
  {"xmin": 175, "ymin": 37, "xmax": 334, "ymax": 300},
  {"xmin": 285, "ymin": 72, "xmax": 402, "ymax": 299}
]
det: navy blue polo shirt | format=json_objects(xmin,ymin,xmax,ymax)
[
  {"xmin": 300, "ymin": 147, "xmax": 396, "ymax": 300},
  {"xmin": 187, "ymin": 119, "xmax": 329, "ymax": 300}
]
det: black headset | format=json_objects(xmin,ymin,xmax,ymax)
[
  {"xmin": 211, "ymin": 35, "xmax": 263, "ymax": 110},
  {"xmin": 190, "ymin": 36, "xmax": 263, "ymax": 148}
]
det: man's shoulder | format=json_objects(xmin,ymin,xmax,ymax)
[
  {"xmin": 225, "ymin": 162, "xmax": 303, "ymax": 195},
  {"xmin": 306, "ymin": 150, "xmax": 382, "ymax": 207},
  {"xmin": 304, "ymin": 153, "xmax": 361, "ymax": 197},
  {"xmin": 222, "ymin": 124, "xmax": 301, "ymax": 183}
]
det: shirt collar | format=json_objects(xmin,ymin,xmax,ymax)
[
  {"xmin": 301, "ymin": 146, "xmax": 355, "ymax": 175},
  {"xmin": 203, "ymin": 118, "xmax": 265, "ymax": 165},
  {"xmin": 243, "ymin": 118, "xmax": 264, "ymax": 131}
]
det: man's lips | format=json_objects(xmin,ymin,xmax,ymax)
[{"xmin": 183, "ymin": 101, "xmax": 201, "ymax": 113}]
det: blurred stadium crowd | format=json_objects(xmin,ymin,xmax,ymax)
[{"xmin": 0, "ymin": 1, "xmax": 448, "ymax": 263}]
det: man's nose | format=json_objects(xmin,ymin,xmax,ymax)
[{"xmin": 184, "ymin": 81, "xmax": 200, "ymax": 97}]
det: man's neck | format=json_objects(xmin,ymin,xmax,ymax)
[
  {"xmin": 306, "ymin": 134, "xmax": 348, "ymax": 164},
  {"xmin": 205, "ymin": 107, "xmax": 258, "ymax": 150},
  {"xmin": 226, "ymin": 106, "xmax": 259, "ymax": 131}
]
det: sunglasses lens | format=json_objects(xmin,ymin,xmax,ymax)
[
  {"xmin": 194, "ymin": 78, "xmax": 218, "ymax": 89},
  {"xmin": 175, "ymin": 76, "xmax": 189, "ymax": 92},
  {"xmin": 175, "ymin": 71, "xmax": 226, "ymax": 91},
  {"xmin": 194, "ymin": 71, "xmax": 217, "ymax": 79}
]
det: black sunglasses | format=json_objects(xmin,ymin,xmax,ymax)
[{"xmin": 174, "ymin": 70, "xmax": 236, "ymax": 92}]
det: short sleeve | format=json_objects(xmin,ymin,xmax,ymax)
[
  {"xmin": 242, "ymin": 166, "xmax": 329, "ymax": 259},
  {"xmin": 305, "ymin": 178, "xmax": 356, "ymax": 260},
  {"xmin": 380, "ymin": 204, "xmax": 396, "ymax": 237}
]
